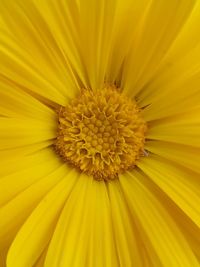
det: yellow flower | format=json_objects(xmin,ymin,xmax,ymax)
[{"xmin": 0, "ymin": 0, "xmax": 200, "ymax": 266}]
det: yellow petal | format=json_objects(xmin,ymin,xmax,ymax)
[
  {"xmin": 122, "ymin": 0, "xmax": 196, "ymax": 97},
  {"xmin": 107, "ymin": 180, "xmax": 144, "ymax": 266},
  {"xmin": 79, "ymin": 0, "xmax": 116, "ymax": 89},
  {"xmin": 140, "ymin": 43, "xmax": 200, "ymax": 120},
  {"xmin": 0, "ymin": 141, "xmax": 52, "ymax": 161},
  {"xmin": 0, "ymin": 0, "xmax": 79, "ymax": 105},
  {"xmin": 0, "ymin": 164, "xmax": 69, "ymax": 251},
  {"xmin": 163, "ymin": 0, "xmax": 200, "ymax": 67},
  {"xmin": 120, "ymin": 171, "xmax": 199, "ymax": 267},
  {"xmin": 146, "ymin": 140, "xmax": 200, "ymax": 174},
  {"xmin": 0, "ymin": 147, "xmax": 56, "ymax": 177},
  {"xmin": 0, "ymin": 118, "xmax": 56, "ymax": 149},
  {"xmin": 0, "ymin": 78, "xmax": 55, "ymax": 121},
  {"xmin": 0, "ymin": 32, "xmax": 66, "ymax": 105},
  {"xmin": 32, "ymin": 0, "xmax": 87, "ymax": 90},
  {"xmin": 0, "ymin": 148, "xmax": 61, "ymax": 207},
  {"xmin": 147, "ymin": 107, "xmax": 200, "ymax": 146},
  {"xmin": 33, "ymin": 247, "xmax": 48, "ymax": 267},
  {"xmin": 7, "ymin": 169, "xmax": 78, "ymax": 267},
  {"xmin": 45, "ymin": 175, "xmax": 118, "ymax": 267},
  {"xmin": 138, "ymin": 155, "xmax": 200, "ymax": 228},
  {"xmin": 106, "ymin": 0, "xmax": 149, "ymax": 83}
]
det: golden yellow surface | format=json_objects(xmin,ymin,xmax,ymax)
[
  {"xmin": 0, "ymin": 0, "xmax": 200, "ymax": 267},
  {"xmin": 55, "ymin": 86, "xmax": 146, "ymax": 180}
]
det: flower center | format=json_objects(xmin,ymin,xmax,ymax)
[{"xmin": 54, "ymin": 85, "xmax": 147, "ymax": 180}]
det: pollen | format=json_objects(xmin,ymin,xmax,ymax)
[{"xmin": 54, "ymin": 85, "xmax": 147, "ymax": 180}]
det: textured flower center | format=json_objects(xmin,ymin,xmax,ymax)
[{"xmin": 54, "ymin": 86, "xmax": 147, "ymax": 180}]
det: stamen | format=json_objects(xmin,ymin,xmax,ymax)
[{"xmin": 54, "ymin": 85, "xmax": 147, "ymax": 180}]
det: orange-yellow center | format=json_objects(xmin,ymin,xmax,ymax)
[{"xmin": 54, "ymin": 86, "xmax": 147, "ymax": 180}]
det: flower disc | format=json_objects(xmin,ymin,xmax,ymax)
[{"xmin": 55, "ymin": 86, "xmax": 147, "ymax": 180}]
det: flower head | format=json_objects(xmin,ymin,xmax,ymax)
[
  {"xmin": 55, "ymin": 85, "xmax": 147, "ymax": 180},
  {"xmin": 0, "ymin": 0, "xmax": 200, "ymax": 267}
]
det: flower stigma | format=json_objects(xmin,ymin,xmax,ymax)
[{"xmin": 54, "ymin": 85, "xmax": 147, "ymax": 181}]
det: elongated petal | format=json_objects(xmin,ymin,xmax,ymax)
[
  {"xmin": 33, "ymin": 247, "xmax": 48, "ymax": 267},
  {"xmin": 45, "ymin": 176, "xmax": 118, "ymax": 267},
  {"xmin": 0, "ymin": 147, "xmax": 56, "ymax": 177},
  {"xmin": 7, "ymin": 169, "xmax": 78, "ymax": 267},
  {"xmin": 33, "ymin": 0, "xmax": 87, "ymax": 90},
  {"xmin": 122, "ymin": 0, "xmax": 196, "ymax": 97},
  {"xmin": 120, "ymin": 171, "xmax": 199, "ymax": 267},
  {"xmin": 147, "ymin": 107, "xmax": 200, "ymax": 146},
  {"xmin": 0, "ymin": 164, "xmax": 69, "ymax": 250},
  {"xmin": 0, "ymin": 141, "xmax": 52, "ymax": 161},
  {"xmin": 107, "ymin": 180, "xmax": 144, "ymax": 266},
  {"xmin": 141, "ymin": 43, "xmax": 200, "ymax": 120},
  {"xmin": 0, "ymin": 149, "xmax": 61, "ymax": 206},
  {"xmin": 0, "ymin": 118, "xmax": 56, "ymax": 149},
  {"xmin": 106, "ymin": 0, "xmax": 149, "ymax": 83},
  {"xmin": 162, "ymin": 0, "xmax": 200, "ymax": 68},
  {"xmin": 138, "ymin": 155, "xmax": 200, "ymax": 228},
  {"xmin": 0, "ymin": 0, "xmax": 80, "ymax": 105},
  {"xmin": 0, "ymin": 78, "xmax": 55, "ymax": 121},
  {"xmin": 146, "ymin": 140, "xmax": 200, "ymax": 174},
  {"xmin": 79, "ymin": 0, "xmax": 116, "ymax": 89}
]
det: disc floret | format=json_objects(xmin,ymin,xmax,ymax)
[{"xmin": 55, "ymin": 86, "xmax": 147, "ymax": 180}]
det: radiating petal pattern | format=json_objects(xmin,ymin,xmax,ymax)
[
  {"xmin": 119, "ymin": 171, "xmax": 199, "ymax": 267},
  {"xmin": 0, "ymin": 0, "xmax": 200, "ymax": 266},
  {"xmin": 7, "ymin": 169, "xmax": 78, "ymax": 267}
]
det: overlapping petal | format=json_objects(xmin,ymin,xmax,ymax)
[{"xmin": 0, "ymin": 0, "xmax": 200, "ymax": 266}]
